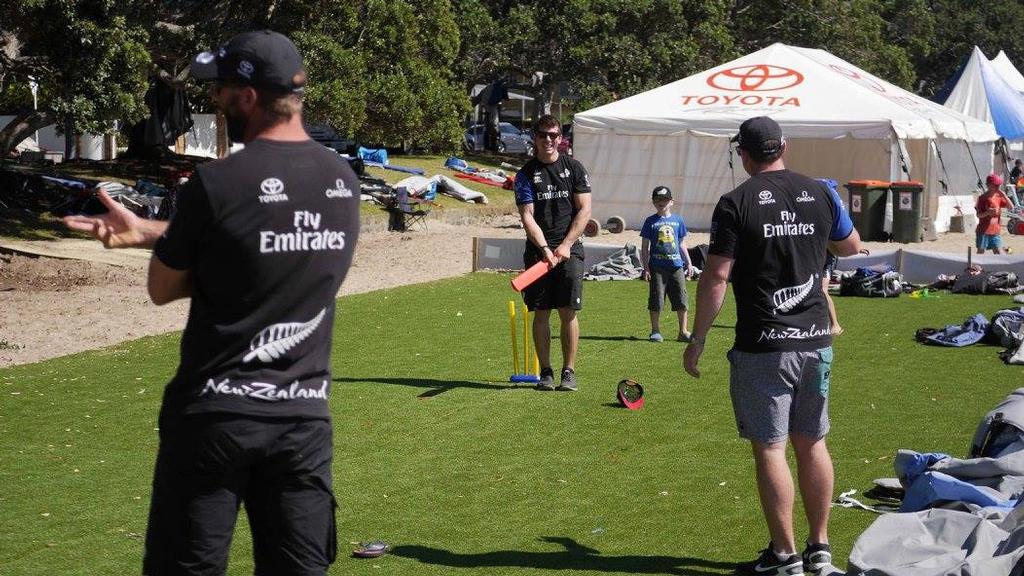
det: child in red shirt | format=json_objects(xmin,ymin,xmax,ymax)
[{"xmin": 976, "ymin": 173, "xmax": 1014, "ymax": 254}]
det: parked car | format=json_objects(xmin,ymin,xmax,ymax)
[
  {"xmin": 463, "ymin": 122, "xmax": 534, "ymax": 156},
  {"xmin": 305, "ymin": 124, "xmax": 356, "ymax": 155}
]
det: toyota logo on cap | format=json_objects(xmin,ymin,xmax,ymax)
[
  {"xmin": 260, "ymin": 178, "xmax": 284, "ymax": 195},
  {"xmin": 707, "ymin": 65, "xmax": 804, "ymax": 92}
]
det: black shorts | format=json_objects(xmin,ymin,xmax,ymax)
[
  {"xmin": 143, "ymin": 413, "xmax": 337, "ymax": 576},
  {"xmin": 522, "ymin": 242, "xmax": 584, "ymax": 311}
]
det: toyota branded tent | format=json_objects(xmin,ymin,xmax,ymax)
[
  {"xmin": 574, "ymin": 43, "xmax": 998, "ymax": 233},
  {"xmin": 940, "ymin": 46, "xmax": 1024, "ymax": 141}
]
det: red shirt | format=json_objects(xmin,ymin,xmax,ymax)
[{"xmin": 976, "ymin": 191, "xmax": 1012, "ymax": 235}]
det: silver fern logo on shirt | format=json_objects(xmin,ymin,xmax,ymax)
[
  {"xmin": 772, "ymin": 274, "xmax": 815, "ymax": 315},
  {"xmin": 243, "ymin": 308, "xmax": 326, "ymax": 363},
  {"xmin": 259, "ymin": 177, "xmax": 289, "ymax": 204}
]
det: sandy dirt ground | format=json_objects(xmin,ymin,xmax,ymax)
[{"xmin": 2, "ymin": 214, "xmax": 1024, "ymax": 368}]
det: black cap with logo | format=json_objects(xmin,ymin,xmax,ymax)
[
  {"xmin": 731, "ymin": 116, "xmax": 785, "ymax": 158},
  {"xmin": 191, "ymin": 30, "xmax": 307, "ymax": 93},
  {"xmin": 651, "ymin": 185, "xmax": 673, "ymax": 200}
]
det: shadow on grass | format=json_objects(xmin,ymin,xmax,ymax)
[
  {"xmin": 333, "ymin": 376, "xmax": 519, "ymax": 397},
  {"xmin": 580, "ymin": 335, "xmax": 643, "ymax": 341},
  {"xmin": 390, "ymin": 536, "xmax": 735, "ymax": 575},
  {"xmin": 0, "ymin": 209, "xmax": 80, "ymax": 241}
]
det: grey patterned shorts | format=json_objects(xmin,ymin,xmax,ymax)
[{"xmin": 727, "ymin": 347, "xmax": 833, "ymax": 444}]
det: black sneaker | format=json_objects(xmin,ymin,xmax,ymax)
[
  {"xmin": 802, "ymin": 542, "xmax": 836, "ymax": 576},
  {"xmin": 536, "ymin": 368, "xmax": 555, "ymax": 391},
  {"xmin": 735, "ymin": 545, "xmax": 804, "ymax": 576},
  {"xmin": 556, "ymin": 368, "xmax": 578, "ymax": 391}
]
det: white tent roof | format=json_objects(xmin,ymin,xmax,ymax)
[
  {"xmin": 577, "ymin": 42, "xmax": 996, "ymax": 142},
  {"xmin": 942, "ymin": 46, "xmax": 1024, "ymax": 140},
  {"xmin": 991, "ymin": 50, "xmax": 1024, "ymax": 94}
]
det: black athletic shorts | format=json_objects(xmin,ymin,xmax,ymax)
[
  {"xmin": 522, "ymin": 241, "xmax": 584, "ymax": 311},
  {"xmin": 143, "ymin": 413, "xmax": 337, "ymax": 576}
]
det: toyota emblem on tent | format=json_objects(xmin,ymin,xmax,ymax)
[{"xmin": 707, "ymin": 65, "xmax": 805, "ymax": 91}]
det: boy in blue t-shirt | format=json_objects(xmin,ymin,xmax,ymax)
[{"xmin": 640, "ymin": 186, "xmax": 695, "ymax": 342}]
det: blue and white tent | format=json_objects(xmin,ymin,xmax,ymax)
[
  {"xmin": 991, "ymin": 50, "xmax": 1024, "ymax": 96},
  {"xmin": 941, "ymin": 47, "xmax": 1024, "ymax": 141}
]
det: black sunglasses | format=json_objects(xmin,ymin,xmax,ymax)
[{"xmin": 536, "ymin": 131, "xmax": 561, "ymax": 140}]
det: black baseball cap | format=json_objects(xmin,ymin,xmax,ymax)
[
  {"xmin": 652, "ymin": 185, "xmax": 672, "ymax": 200},
  {"xmin": 731, "ymin": 116, "xmax": 785, "ymax": 157},
  {"xmin": 191, "ymin": 30, "xmax": 307, "ymax": 93}
]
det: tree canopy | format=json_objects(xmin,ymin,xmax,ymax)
[{"xmin": 1, "ymin": 0, "xmax": 1023, "ymax": 155}]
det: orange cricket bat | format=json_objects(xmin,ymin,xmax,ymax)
[{"xmin": 511, "ymin": 261, "xmax": 553, "ymax": 292}]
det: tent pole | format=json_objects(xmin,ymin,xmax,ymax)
[
  {"xmin": 727, "ymin": 141, "xmax": 736, "ymax": 189},
  {"xmin": 964, "ymin": 139, "xmax": 984, "ymax": 190}
]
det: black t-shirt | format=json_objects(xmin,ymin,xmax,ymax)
[
  {"xmin": 514, "ymin": 155, "xmax": 591, "ymax": 251},
  {"xmin": 154, "ymin": 139, "xmax": 360, "ymax": 419},
  {"xmin": 709, "ymin": 169, "xmax": 853, "ymax": 353}
]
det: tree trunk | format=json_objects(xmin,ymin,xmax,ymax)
[
  {"xmin": 64, "ymin": 114, "xmax": 74, "ymax": 160},
  {"xmin": 0, "ymin": 109, "xmax": 57, "ymax": 158}
]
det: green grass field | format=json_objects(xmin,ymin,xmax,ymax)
[{"xmin": 1, "ymin": 274, "xmax": 1019, "ymax": 575}]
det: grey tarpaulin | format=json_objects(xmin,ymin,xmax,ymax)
[
  {"xmin": 848, "ymin": 388, "xmax": 1024, "ymax": 575},
  {"xmin": 583, "ymin": 244, "xmax": 643, "ymax": 281}
]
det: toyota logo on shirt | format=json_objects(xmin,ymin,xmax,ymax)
[
  {"xmin": 259, "ymin": 177, "xmax": 289, "ymax": 204},
  {"xmin": 758, "ymin": 190, "xmax": 776, "ymax": 205},
  {"xmin": 707, "ymin": 65, "xmax": 805, "ymax": 92}
]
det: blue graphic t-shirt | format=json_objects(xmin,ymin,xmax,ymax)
[{"xmin": 640, "ymin": 213, "xmax": 688, "ymax": 269}]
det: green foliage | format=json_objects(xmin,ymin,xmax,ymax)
[
  {"xmin": 2, "ymin": 274, "xmax": 1022, "ymax": 574},
  {"xmin": 6, "ymin": 0, "xmax": 1024, "ymax": 153},
  {"xmin": 7, "ymin": 2, "xmax": 152, "ymax": 134},
  {"xmin": 347, "ymin": 0, "xmax": 468, "ymax": 150},
  {"xmin": 293, "ymin": 32, "xmax": 369, "ymax": 131}
]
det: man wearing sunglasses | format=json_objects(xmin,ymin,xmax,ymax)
[
  {"xmin": 514, "ymin": 114, "xmax": 592, "ymax": 391},
  {"xmin": 65, "ymin": 31, "xmax": 359, "ymax": 576}
]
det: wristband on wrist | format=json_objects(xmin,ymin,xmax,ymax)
[{"xmin": 689, "ymin": 334, "xmax": 706, "ymax": 344}]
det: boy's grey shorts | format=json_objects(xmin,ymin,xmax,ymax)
[
  {"xmin": 727, "ymin": 347, "xmax": 833, "ymax": 444},
  {"xmin": 648, "ymin": 266, "xmax": 688, "ymax": 311}
]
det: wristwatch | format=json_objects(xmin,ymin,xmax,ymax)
[{"xmin": 689, "ymin": 334, "xmax": 706, "ymax": 345}]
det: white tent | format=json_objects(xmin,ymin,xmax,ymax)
[
  {"xmin": 991, "ymin": 50, "xmax": 1024, "ymax": 95},
  {"xmin": 941, "ymin": 46, "xmax": 1024, "ymax": 141},
  {"xmin": 574, "ymin": 43, "xmax": 997, "ymax": 233}
]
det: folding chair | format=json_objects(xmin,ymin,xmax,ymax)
[{"xmin": 384, "ymin": 186, "xmax": 435, "ymax": 231}]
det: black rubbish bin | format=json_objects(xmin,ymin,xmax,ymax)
[
  {"xmin": 890, "ymin": 180, "xmax": 925, "ymax": 243},
  {"xmin": 844, "ymin": 180, "xmax": 889, "ymax": 241}
]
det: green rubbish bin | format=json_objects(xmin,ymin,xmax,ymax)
[
  {"xmin": 844, "ymin": 180, "xmax": 889, "ymax": 241},
  {"xmin": 890, "ymin": 180, "xmax": 925, "ymax": 243}
]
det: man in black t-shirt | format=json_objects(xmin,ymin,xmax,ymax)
[
  {"xmin": 682, "ymin": 117, "xmax": 862, "ymax": 576},
  {"xmin": 64, "ymin": 31, "xmax": 358, "ymax": 576},
  {"xmin": 514, "ymin": 114, "xmax": 592, "ymax": 391}
]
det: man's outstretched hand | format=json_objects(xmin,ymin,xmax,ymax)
[{"xmin": 63, "ymin": 190, "xmax": 151, "ymax": 249}]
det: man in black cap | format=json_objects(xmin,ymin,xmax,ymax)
[
  {"xmin": 65, "ymin": 30, "xmax": 359, "ymax": 576},
  {"xmin": 683, "ymin": 116, "xmax": 862, "ymax": 576}
]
